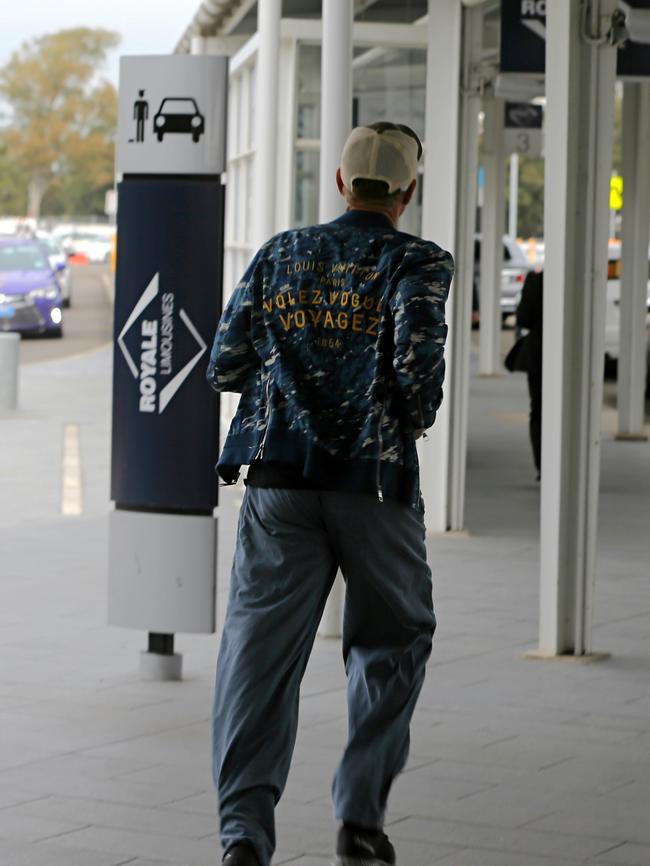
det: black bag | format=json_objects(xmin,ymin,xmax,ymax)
[{"xmin": 504, "ymin": 334, "xmax": 531, "ymax": 373}]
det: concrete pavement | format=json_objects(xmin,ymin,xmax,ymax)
[{"xmin": 0, "ymin": 341, "xmax": 649, "ymax": 866}]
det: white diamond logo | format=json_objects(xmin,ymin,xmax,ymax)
[
  {"xmin": 158, "ymin": 308, "xmax": 207, "ymax": 414},
  {"xmin": 117, "ymin": 273, "xmax": 159, "ymax": 378},
  {"xmin": 522, "ymin": 19, "xmax": 546, "ymax": 40}
]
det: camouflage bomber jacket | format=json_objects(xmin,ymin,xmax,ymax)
[{"xmin": 207, "ymin": 209, "xmax": 454, "ymax": 509}]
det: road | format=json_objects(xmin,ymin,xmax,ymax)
[{"xmin": 19, "ymin": 264, "xmax": 113, "ymax": 365}]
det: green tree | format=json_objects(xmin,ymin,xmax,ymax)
[
  {"xmin": 516, "ymin": 157, "xmax": 545, "ymax": 238},
  {"xmin": 0, "ymin": 138, "xmax": 27, "ymax": 214},
  {"xmin": 0, "ymin": 27, "xmax": 120, "ymax": 218}
]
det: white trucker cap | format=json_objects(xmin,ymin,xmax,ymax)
[{"xmin": 340, "ymin": 123, "xmax": 421, "ymax": 195}]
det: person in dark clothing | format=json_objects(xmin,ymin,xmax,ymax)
[{"xmin": 515, "ymin": 270, "xmax": 543, "ymax": 477}]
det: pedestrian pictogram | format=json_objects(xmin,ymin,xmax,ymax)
[{"xmin": 132, "ymin": 90, "xmax": 149, "ymax": 143}]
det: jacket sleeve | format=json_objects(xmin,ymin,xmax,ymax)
[
  {"xmin": 206, "ymin": 252, "xmax": 263, "ymax": 393},
  {"xmin": 389, "ymin": 244, "xmax": 454, "ymax": 431}
]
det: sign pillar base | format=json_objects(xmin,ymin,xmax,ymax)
[{"xmin": 140, "ymin": 640, "xmax": 183, "ymax": 681}]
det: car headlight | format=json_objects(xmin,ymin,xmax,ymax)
[
  {"xmin": 28, "ymin": 284, "xmax": 59, "ymax": 301},
  {"xmin": 191, "ymin": 115, "xmax": 202, "ymax": 127},
  {"xmin": 155, "ymin": 116, "xmax": 165, "ymax": 127}
]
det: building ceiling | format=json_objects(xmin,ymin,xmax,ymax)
[{"xmin": 177, "ymin": 0, "xmax": 500, "ymax": 53}]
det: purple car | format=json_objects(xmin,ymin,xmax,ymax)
[{"xmin": 0, "ymin": 238, "xmax": 65, "ymax": 337}]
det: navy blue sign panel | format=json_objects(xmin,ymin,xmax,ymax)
[
  {"xmin": 501, "ymin": 0, "xmax": 650, "ymax": 77},
  {"xmin": 111, "ymin": 177, "xmax": 224, "ymax": 513},
  {"xmin": 505, "ymin": 102, "xmax": 543, "ymax": 129},
  {"xmin": 618, "ymin": 0, "xmax": 650, "ymax": 77},
  {"xmin": 500, "ymin": 0, "xmax": 546, "ymax": 74}
]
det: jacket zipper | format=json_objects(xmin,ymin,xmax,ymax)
[
  {"xmin": 376, "ymin": 405, "xmax": 385, "ymax": 502},
  {"xmin": 255, "ymin": 374, "xmax": 272, "ymax": 460}
]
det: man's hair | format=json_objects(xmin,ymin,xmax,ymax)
[{"xmin": 349, "ymin": 178, "xmax": 404, "ymax": 205}]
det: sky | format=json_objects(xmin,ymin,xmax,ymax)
[{"xmin": 3, "ymin": 0, "xmax": 204, "ymax": 84}]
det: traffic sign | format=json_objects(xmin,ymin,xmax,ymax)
[
  {"xmin": 500, "ymin": 0, "xmax": 650, "ymax": 78},
  {"xmin": 503, "ymin": 102, "xmax": 544, "ymax": 157},
  {"xmin": 116, "ymin": 55, "xmax": 228, "ymax": 176}
]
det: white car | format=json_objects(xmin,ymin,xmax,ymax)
[
  {"xmin": 604, "ymin": 243, "xmax": 650, "ymax": 395},
  {"xmin": 52, "ymin": 225, "xmax": 113, "ymax": 264},
  {"xmin": 473, "ymin": 235, "xmax": 533, "ymax": 322},
  {"xmin": 35, "ymin": 233, "xmax": 72, "ymax": 307}
]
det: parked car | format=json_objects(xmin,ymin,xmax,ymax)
[
  {"xmin": 52, "ymin": 225, "xmax": 113, "ymax": 264},
  {"xmin": 35, "ymin": 233, "xmax": 72, "ymax": 307},
  {"xmin": 473, "ymin": 235, "xmax": 532, "ymax": 324},
  {"xmin": 604, "ymin": 242, "xmax": 650, "ymax": 395},
  {"xmin": 0, "ymin": 238, "xmax": 64, "ymax": 337}
]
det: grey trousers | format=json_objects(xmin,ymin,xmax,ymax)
[{"xmin": 213, "ymin": 487, "xmax": 435, "ymax": 866}]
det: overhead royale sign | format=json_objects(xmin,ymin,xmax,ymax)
[{"xmin": 501, "ymin": 0, "xmax": 650, "ymax": 77}]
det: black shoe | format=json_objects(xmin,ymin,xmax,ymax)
[
  {"xmin": 223, "ymin": 844, "xmax": 260, "ymax": 866},
  {"xmin": 334, "ymin": 824, "xmax": 395, "ymax": 866}
]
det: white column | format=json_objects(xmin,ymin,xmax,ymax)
[
  {"xmin": 508, "ymin": 153, "xmax": 519, "ymax": 239},
  {"xmin": 190, "ymin": 35, "xmax": 206, "ymax": 55},
  {"xmin": 318, "ymin": 0, "xmax": 353, "ymax": 221},
  {"xmin": 617, "ymin": 82, "xmax": 650, "ymax": 441},
  {"xmin": 423, "ymin": 2, "xmax": 483, "ymax": 533},
  {"xmin": 317, "ymin": 0, "xmax": 353, "ymax": 638},
  {"xmin": 253, "ymin": 0, "xmax": 281, "ymax": 247},
  {"xmin": 445, "ymin": 6, "xmax": 482, "ymax": 532},
  {"xmin": 479, "ymin": 95, "xmax": 505, "ymax": 376},
  {"xmin": 536, "ymin": 0, "xmax": 618, "ymax": 657}
]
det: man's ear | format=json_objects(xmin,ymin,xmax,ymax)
[
  {"xmin": 336, "ymin": 168, "xmax": 345, "ymax": 194},
  {"xmin": 402, "ymin": 178, "xmax": 417, "ymax": 207}
]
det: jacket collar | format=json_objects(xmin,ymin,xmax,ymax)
[{"xmin": 331, "ymin": 209, "xmax": 395, "ymax": 230}]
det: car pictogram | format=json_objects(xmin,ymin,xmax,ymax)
[{"xmin": 153, "ymin": 97, "xmax": 205, "ymax": 143}]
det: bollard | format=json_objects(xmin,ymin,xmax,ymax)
[
  {"xmin": 0, "ymin": 333, "xmax": 20, "ymax": 411},
  {"xmin": 140, "ymin": 633, "xmax": 183, "ymax": 681}
]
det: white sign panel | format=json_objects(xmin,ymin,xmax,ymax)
[
  {"xmin": 503, "ymin": 102, "xmax": 544, "ymax": 158},
  {"xmin": 503, "ymin": 127, "xmax": 543, "ymax": 157},
  {"xmin": 116, "ymin": 55, "xmax": 227, "ymax": 176}
]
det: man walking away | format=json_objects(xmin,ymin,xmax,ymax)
[{"xmin": 207, "ymin": 122, "xmax": 454, "ymax": 866}]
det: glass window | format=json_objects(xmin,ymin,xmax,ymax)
[
  {"xmin": 245, "ymin": 158, "xmax": 254, "ymax": 244},
  {"xmin": 248, "ymin": 64, "xmax": 256, "ymax": 150},
  {"xmin": 353, "ymin": 47, "xmax": 426, "ymax": 235},
  {"xmin": 231, "ymin": 163, "xmax": 241, "ymax": 243},
  {"xmin": 228, "ymin": 84, "xmax": 237, "ymax": 157},
  {"xmin": 0, "ymin": 242, "xmax": 49, "ymax": 271},
  {"xmin": 297, "ymin": 44, "xmax": 321, "ymax": 140},
  {"xmin": 353, "ymin": 48, "xmax": 426, "ymax": 146},
  {"xmin": 292, "ymin": 42, "xmax": 426, "ymax": 234},
  {"xmin": 294, "ymin": 150, "xmax": 320, "ymax": 228},
  {"xmin": 235, "ymin": 76, "xmax": 244, "ymax": 155}
]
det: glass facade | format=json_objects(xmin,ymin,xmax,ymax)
[{"xmin": 292, "ymin": 42, "xmax": 427, "ymax": 234}]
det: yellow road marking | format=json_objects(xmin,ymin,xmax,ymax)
[{"xmin": 61, "ymin": 424, "xmax": 83, "ymax": 516}]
